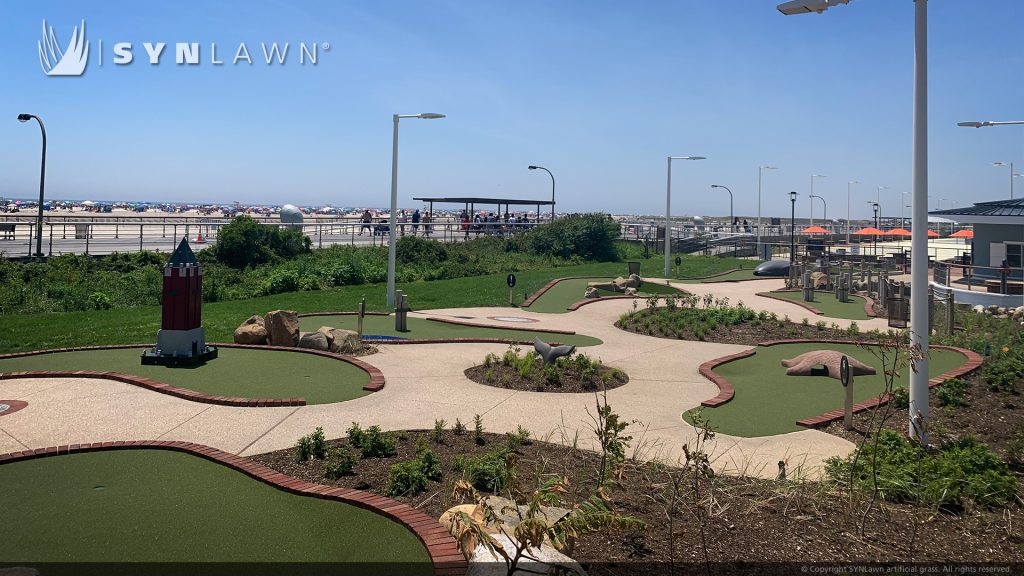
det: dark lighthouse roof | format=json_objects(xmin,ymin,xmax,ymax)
[{"xmin": 167, "ymin": 237, "xmax": 199, "ymax": 266}]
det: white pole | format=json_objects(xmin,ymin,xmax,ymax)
[
  {"xmin": 846, "ymin": 181, "xmax": 852, "ymax": 244},
  {"xmin": 757, "ymin": 167, "xmax": 763, "ymax": 257},
  {"xmin": 387, "ymin": 114, "xmax": 400, "ymax": 309},
  {"xmin": 809, "ymin": 174, "xmax": 814, "ymax": 227},
  {"xmin": 665, "ymin": 157, "xmax": 672, "ymax": 278},
  {"xmin": 909, "ymin": 0, "xmax": 930, "ymax": 445}
]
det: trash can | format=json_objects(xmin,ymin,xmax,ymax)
[
  {"xmin": 627, "ymin": 261, "xmax": 641, "ymax": 276},
  {"xmin": 887, "ymin": 297, "xmax": 909, "ymax": 329},
  {"xmin": 74, "ymin": 224, "xmax": 91, "ymax": 239}
]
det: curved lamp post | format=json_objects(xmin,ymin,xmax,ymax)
[
  {"xmin": 757, "ymin": 165, "xmax": 778, "ymax": 258},
  {"xmin": 809, "ymin": 174, "xmax": 826, "ymax": 226},
  {"xmin": 17, "ymin": 113, "xmax": 46, "ymax": 259},
  {"xmin": 527, "ymin": 165, "xmax": 555, "ymax": 221},
  {"xmin": 846, "ymin": 180, "xmax": 860, "ymax": 245},
  {"xmin": 387, "ymin": 112, "xmax": 445, "ymax": 308},
  {"xmin": 710, "ymin": 185, "xmax": 734, "ymax": 229},
  {"xmin": 665, "ymin": 156, "xmax": 706, "ymax": 277},
  {"xmin": 789, "ymin": 191, "xmax": 798, "ymax": 264},
  {"xmin": 810, "ymin": 194, "xmax": 827, "ymax": 229},
  {"xmin": 993, "ymin": 162, "xmax": 1015, "ymax": 199}
]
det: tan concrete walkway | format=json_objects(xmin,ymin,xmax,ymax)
[{"xmin": 0, "ymin": 277, "xmax": 870, "ymax": 479}]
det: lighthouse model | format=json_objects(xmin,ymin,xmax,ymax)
[{"xmin": 141, "ymin": 238, "xmax": 218, "ymax": 366}]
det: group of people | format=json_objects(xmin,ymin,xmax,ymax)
[
  {"xmin": 356, "ymin": 208, "xmax": 537, "ymax": 238},
  {"xmin": 457, "ymin": 210, "xmax": 534, "ymax": 238},
  {"xmin": 358, "ymin": 209, "xmax": 434, "ymax": 237}
]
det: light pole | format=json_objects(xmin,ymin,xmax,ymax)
[
  {"xmin": 710, "ymin": 185, "xmax": 733, "ymax": 230},
  {"xmin": 846, "ymin": 180, "xmax": 860, "ymax": 244},
  {"xmin": 788, "ymin": 191, "xmax": 798, "ymax": 264},
  {"xmin": 665, "ymin": 156, "xmax": 706, "ymax": 278},
  {"xmin": 809, "ymin": 174, "xmax": 826, "ymax": 226},
  {"xmin": 901, "ymin": 192, "xmax": 910, "ymax": 227},
  {"xmin": 993, "ymin": 162, "xmax": 1015, "ymax": 199},
  {"xmin": 809, "ymin": 194, "xmax": 827, "ymax": 228},
  {"xmin": 758, "ymin": 165, "xmax": 778, "ymax": 258},
  {"xmin": 17, "ymin": 114, "xmax": 46, "ymax": 259},
  {"xmin": 528, "ymin": 165, "xmax": 555, "ymax": 220},
  {"xmin": 869, "ymin": 201, "xmax": 880, "ymax": 256},
  {"xmin": 387, "ymin": 112, "xmax": 445, "ymax": 308}
]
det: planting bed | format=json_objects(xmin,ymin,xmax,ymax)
[{"xmin": 464, "ymin": 349, "xmax": 629, "ymax": 393}]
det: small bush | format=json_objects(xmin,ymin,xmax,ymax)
[
  {"xmin": 505, "ymin": 426, "xmax": 532, "ymax": 450},
  {"xmin": 453, "ymin": 418, "xmax": 467, "ymax": 435},
  {"xmin": 325, "ymin": 445, "xmax": 357, "ymax": 479},
  {"xmin": 432, "ymin": 419, "xmax": 447, "ymax": 444},
  {"xmin": 889, "ymin": 386, "xmax": 910, "ymax": 410},
  {"xmin": 360, "ymin": 425, "xmax": 398, "ymax": 458},
  {"xmin": 88, "ymin": 291, "xmax": 112, "ymax": 310},
  {"xmin": 457, "ymin": 449, "xmax": 515, "ymax": 493},
  {"xmin": 295, "ymin": 435, "xmax": 313, "ymax": 463},
  {"xmin": 543, "ymin": 363, "xmax": 561, "ymax": 385},
  {"xmin": 347, "ymin": 422, "xmax": 365, "ymax": 447},
  {"xmin": 936, "ymin": 377, "xmax": 969, "ymax": 408},
  {"xmin": 384, "ymin": 442, "xmax": 442, "ymax": 497},
  {"xmin": 295, "ymin": 426, "xmax": 327, "ymax": 462},
  {"xmin": 473, "ymin": 414, "xmax": 486, "ymax": 446}
]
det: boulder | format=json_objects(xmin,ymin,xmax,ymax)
[
  {"xmin": 583, "ymin": 287, "xmax": 600, "ymax": 299},
  {"xmin": 810, "ymin": 271, "xmax": 829, "ymax": 289},
  {"xmin": 297, "ymin": 331, "xmax": 329, "ymax": 351},
  {"xmin": 627, "ymin": 273, "xmax": 642, "ymax": 289},
  {"xmin": 972, "ymin": 305, "xmax": 985, "ymax": 314},
  {"xmin": 327, "ymin": 328, "xmax": 362, "ymax": 354},
  {"xmin": 467, "ymin": 533, "xmax": 585, "ymax": 576},
  {"xmin": 987, "ymin": 305, "xmax": 1001, "ymax": 316},
  {"xmin": 624, "ymin": 287, "xmax": 638, "ymax": 296},
  {"xmin": 265, "ymin": 310, "xmax": 300, "ymax": 347},
  {"xmin": 233, "ymin": 315, "xmax": 268, "ymax": 345},
  {"xmin": 317, "ymin": 326, "xmax": 336, "ymax": 346},
  {"xmin": 612, "ymin": 276, "xmax": 629, "ymax": 292}
]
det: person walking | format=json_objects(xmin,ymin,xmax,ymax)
[
  {"xmin": 359, "ymin": 209, "xmax": 372, "ymax": 235},
  {"xmin": 411, "ymin": 209, "xmax": 421, "ymax": 235}
]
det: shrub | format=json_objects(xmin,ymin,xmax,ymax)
[
  {"xmin": 309, "ymin": 426, "xmax": 327, "ymax": 460},
  {"xmin": 889, "ymin": 386, "xmax": 910, "ymax": 410},
  {"xmin": 211, "ymin": 215, "xmax": 311, "ymax": 269},
  {"xmin": 456, "ymin": 449, "xmax": 515, "ymax": 493},
  {"xmin": 453, "ymin": 418, "xmax": 466, "ymax": 435},
  {"xmin": 88, "ymin": 291, "xmax": 112, "ymax": 310},
  {"xmin": 543, "ymin": 363, "xmax": 561, "ymax": 385},
  {"xmin": 981, "ymin": 351, "xmax": 1022, "ymax": 394},
  {"xmin": 936, "ymin": 377, "xmax": 969, "ymax": 408},
  {"xmin": 359, "ymin": 425, "xmax": 397, "ymax": 458},
  {"xmin": 325, "ymin": 445, "xmax": 357, "ymax": 479},
  {"xmin": 347, "ymin": 422, "xmax": 365, "ymax": 447},
  {"xmin": 508, "ymin": 213, "xmax": 620, "ymax": 261},
  {"xmin": 473, "ymin": 414, "xmax": 486, "ymax": 446},
  {"xmin": 295, "ymin": 435, "xmax": 314, "ymax": 462},
  {"xmin": 505, "ymin": 426, "xmax": 531, "ymax": 450},
  {"xmin": 432, "ymin": 419, "xmax": 447, "ymax": 444},
  {"xmin": 384, "ymin": 443, "xmax": 442, "ymax": 497},
  {"xmin": 825, "ymin": 429, "xmax": 1018, "ymax": 509}
]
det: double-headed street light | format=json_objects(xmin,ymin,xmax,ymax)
[
  {"xmin": 710, "ymin": 185, "xmax": 734, "ymax": 229},
  {"xmin": 17, "ymin": 113, "xmax": 46, "ymax": 260},
  {"xmin": 846, "ymin": 180, "xmax": 860, "ymax": 244},
  {"xmin": 809, "ymin": 194, "xmax": 827, "ymax": 228},
  {"xmin": 809, "ymin": 174, "xmax": 826, "ymax": 226},
  {"xmin": 993, "ymin": 162, "xmax": 1016, "ymax": 199},
  {"xmin": 958, "ymin": 120, "xmax": 1024, "ymax": 199},
  {"xmin": 788, "ymin": 191, "xmax": 798, "ymax": 264},
  {"xmin": 665, "ymin": 156, "xmax": 706, "ymax": 278},
  {"xmin": 528, "ymin": 165, "xmax": 555, "ymax": 220},
  {"xmin": 757, "ymin": 165, "xmax": 778, "ymax": 258},
  {"xmin": 387, "ymin": 112, "xmax": 445, "ymax": 308}
]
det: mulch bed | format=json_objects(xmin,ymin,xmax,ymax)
[
  {"xmin": 463, "ymin": 360, "xmax": 629, "ymax": 393},
  {"xmin": 616, "ymin": 313, "xmax": 871, "ymax": 347},
  {"xmin": 250, "ymin": 428, "xmax": 1022, "ymax": 574}
]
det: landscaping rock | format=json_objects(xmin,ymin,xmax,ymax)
[
  {"xmin": 987, "ymin": 305, "xmax": 1001, "ymax": 316},
  {"xmin": 584, "ymin": 287, "xmax": 600, "ymax": 299},
  {"xmin": 317, "ymin": 326, "xmax": 335, "ymax": 346},
  {"xmin": 482, "ymin": 496, "xmax": 570, "ymax": 530},
  {"xmin": 297, "ymin": 331, "xmax": 329, "ymax": 351},
  {"xmin": 627, "ymin": 273, "xmax": 642, "ymax": 288},
  {"xmin": 612, "ymin": 276, "xmax": 629, "ymax": 292},
  {"xmin": 972, "ymin": 305, "xmax": 985, "ymax": 314},
  {"xmin": 467, "ymin": 533, "xmax": 585, "ymax": 576},
  {"xmin": 327, "ymin": 328, "xmax": 362, "ymax": 354},
  {"xmin": 233, "ymin": 315, "xmax": 268, "ymax": 345},
  {"xmin": 624, "ymin": 287, "xmax": 638, "ymax": 296},
  {"xmin": 265, "ymin": 309, "xmax": 300, "ymax": 347}
]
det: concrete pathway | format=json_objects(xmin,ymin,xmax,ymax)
[{"xmin": 1, "ymin": 276, "xmax": 872, "ymax": 479}]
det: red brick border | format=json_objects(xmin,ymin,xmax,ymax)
[
  {"xmin": 362, "ymin": 337, "xmax": 572, "ymax": 347},
  {"xmin": 0, "ymin": 441, "xmax": 467, "ymax": 575},
  {"xmin": 0, "ymin": 343, "xmax": 386, "ymax": 404},
  {"xmin": 521, "ymin": 276, "xmax": 606, "ymax": 308},
  {"xmin": 297, "ymin": 311, "xmax": 391, "ymax": 318},
  {"xmin": 424, "ymin": 316, "xmax": 576, "ymax": 335},
  {"xmin": 696, "ymin": 338, "xmax": 983, "ymax": 428}
]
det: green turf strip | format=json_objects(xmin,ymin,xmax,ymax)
[
  {"xmin": 676, "ymin": 269, "xmax": 760, "ymax": 284},
  {"xmin": 685, "ymin": 342, "xmax": 966, "ymax": 437},
  {"xmin": 0, "ymin": 347, "xmax": 369, "ymax": 405},
  {"xmin": 0, "ymin": 450, "xmax": 431, "ymax": 571},
  {"xmin": 767, "ymin": 290, "xmax": 871, "ymax": 321},
  {"xmin": 523, "ymin": 277, "xmax": 684, "ymax": 314},
  {"xmin": 299, "ymin": 314, "xmax": 601, "ymax": 346}
]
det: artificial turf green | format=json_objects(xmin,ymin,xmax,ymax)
[
  {"xmin": 523, "ymin": 277, "xmax": 685, "ymax": 314},
  {"xmin": 677, "ymin": 269, "xmax": 761, "ymax": 284},
  {"xmin": 684, "ymin": 342, "xmax": 967, "ymax": 437},
  {"xmin": 298, "ymin": 314, "xmax": 602, "ymax": 346},
  {"xmin": 0, "ymin": 347, "xmax": 370, "ymax": 405},
  {"xmin": 768, "ymin": 290, "xmax": 871, "ymax": 321},
  {"xmin": 0, "ymin": 450, "xmax": 431, "ymax": 571}
]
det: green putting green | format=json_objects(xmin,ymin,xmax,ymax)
[
  {"xmin": 0, "ymin": 347, "xmax": 370, "ymax": 405},
  {"xmin": 299, "ymin": 314, "xmax": 602, "ymax": 346},
  {"xmin": 676, "ymin": 269, "xmax": 760, "ymax": 283},
  {"xmin": 523, "ymin": 277, "xmax": 684, "ymax": 314},
  {"xmin": 685, "ymin": 342, "xmax": 967, "ymax": 437},
  {"xmin": 767, "ymin": 290, "xmax": 871, "ymax": 321},
  {"xmin": 0, "ymin": 450, "xmax": 431, "ymax": 571}
]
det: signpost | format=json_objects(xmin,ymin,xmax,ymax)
[
  {"xmin": 675, "ymin": 255, "xmax": 681, "ymax": 277},
  {"xmin": 507, "ymin": 273, "xmax": 516, "ymax": 306},
  {"xmin": 840, "ymin": 355, "xmax": 854, "ymax": 430}
]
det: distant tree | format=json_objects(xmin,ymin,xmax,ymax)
[{"xmin": 211, "ymin": 215, "xmax": 311, "ymax": 269}]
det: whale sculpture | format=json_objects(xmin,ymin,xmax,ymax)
[{"xmin": 534, "ymin": 337, "xmax": 576, "ymax": 365}]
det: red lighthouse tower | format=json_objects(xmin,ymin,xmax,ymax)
[{"xmin": 142, "ymin": 238, "xmax": 217, "ymax": 365}]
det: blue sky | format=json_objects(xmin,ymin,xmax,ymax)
[{"xmin": 1, "ymin": 0, "xmax": 1022, "ymax": 220}]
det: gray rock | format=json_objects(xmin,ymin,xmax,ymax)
[
  {"xmin": 624, "ymin": 287, "xmax": 638, "ymax": 296},
  {"xmin": 972, "ymin": 304, "xmax": 985, "ymax": 314},
  {"xmin": 583, "ymin": 287, "xmax": 600, "ymax": 299},
  {"xmin": 265, "ymin": 310, "xmax": 300, "ymax": 347},
  {"xmin": 327, "ymin": 328, "xmax": 362, "ymax": 354},
  {"xmin": 233, "ymin": 318, "xmax": 268, "ymax": 345},
  {"xmin": 627, "ymin": 273, "xmax": 642, "ymax": 288},
  {"xmin": 297, "ymin": 331, "xmax": 329, "ymax": 351},
  {"xmin": 468, "ymin": 533, "xmax": 585, "ymax": 576}
]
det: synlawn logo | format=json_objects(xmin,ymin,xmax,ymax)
[{"xmin": 36, "ymin": 18, "xmax": 328, "ymax": 77}]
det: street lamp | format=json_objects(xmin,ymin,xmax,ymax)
[
  {"xmin": 809, "ymin": 174, "xmax": 826, "ymax": 226},
  {"xmin": 528, "ymin": 165, "xmax": 555, "ymax": 220},
  {"xmin": 788, "ymin": 191, "xmax": 798, "ymax": 264},
  {"xmin": 757, "ymin": 165, "xmax": 778, "ymax": 259},
  {"xmin": 665, "ymin": 156, "xmax": 706, "ymax": 278},
  {"xmin": 993, "ymin": 162, "xmax": 1015, "ymax": 199},
  {"xmin": 710, "ymin": 185, "xmax": 733, "ymax": 229},
  {"xmin": 17, "ymin": 113, "xmax": 46, "ymax": 260},
  {"xmin": 901, "ymin": 192, "xmax": 910, "ymax": 227},
  {"xmin": 387, "ymin": 112, "xmax": 445, "ymax": 308},
  {"xmin": 868, "ymin": 202, "xmax": 880, "ymax": 257},
  {"xmin": 958, "ymin": 120, "xmax": 1024, "ymax": 128},
  {"xmin": 809, "ymin": 194, "xmax": 827, "ymax": 228},
  {"xmin": 846, "ymin": 180, "xmax": 860, "ymax": 244}
]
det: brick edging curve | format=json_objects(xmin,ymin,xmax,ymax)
[
  {"xmin": 422, "ymin": 316, "xmax": 576, "ymax": 335},
  {"xmin": 695, "ymin": 339, "xmax": 983, "ymax": 428},
  {"xmin": 363, "ymin": 337, "xmax": 571, "ymax": 347},
  {"xmin": 296, "ymin": 311, "xmax": 392, "ymax": 318},
  {"xmin": 0, "ymin": 441, "xmax": 467, "ymax": 575},
  {"xmin": 522, "ymin": 276, "xmax": 692, "ymax": 312},
  {"xmin": 0, "ymin": 343, "xmax": 386, "ymax": 405},
  {"xmin": 521, "ymin": 276, "xmax": 610, "ymax": 308},
  {"xmin": 756, "ymin": 290, "xmax": 877, "ymax": 319}
]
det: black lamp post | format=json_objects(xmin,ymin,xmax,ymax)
[
  {"xmin": 789, "ymin": 191, "xmax": 798, "ymax": 263},
  {"xmin": 17, "ymin": 113, "xmax": 46, "ymax": 259},
  {"xmin": 528, "ymin": 165, "xmax": 555, "ymax": 222},
  {"xmin": 870, "ymin": 202, "xmax": 880, "ymax": 257}
]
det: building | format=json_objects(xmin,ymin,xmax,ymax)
[{"xmin": 931, "ymin": 198, "xmax": 1024, "ymax": 281}]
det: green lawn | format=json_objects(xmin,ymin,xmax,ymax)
[
  {"xmin": 685, "ymin": 342, "xmax": 967, "ymax": 437},
  {"xmin": 0, "ymin": 450, "xmax": 431, "ymax": 573},
  {"xmin": 523, "ymin": 277, "xmax": 684, "ymax": 314},
  {"xmin": 0, "ymin": 256, "xmax": 745, "ymax": 354},
  {"xmin": 299, "ymin": 314, "xmax": 602, "ymax": 346},
  {"xmin": 0, "ymin": 347, "xmax": 370, "ymax": 404},
  {"xmin": 767, "ymin": 290, "xmax": 870, "ymax": 321}
]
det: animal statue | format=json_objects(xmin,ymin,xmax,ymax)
[
  {"xmin": 534, "ymin": 337, "xmax": 576, "ymax": 365},
  {"xmin": 781, "ymin": 350, "xmax": 876, "ymax": 378}
]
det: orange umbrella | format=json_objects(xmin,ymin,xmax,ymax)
[
  {"xmin": 927, "ymin": 229, "xmax": 940, "ymax": 237},
  {"xmin": 949, "ymin": 229, "xmax": 974, "ymax": 238},
  {"xmin": 853, "ymin": 227, "xmax": 885, "ymax": 236},
  {"xmin": 800, "ymin": 225, "xmax": 829, "ymax": 234},
  {"xmin": 886, "ymin": 228, "xmax": 912, "ymax": 236}
]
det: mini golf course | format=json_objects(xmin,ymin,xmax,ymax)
[
  {"xmin": 0, "ymin": 347, "xmax": 371, "ymax": 405},
  {"xmin": 685, "ymin": 342, "xmax": 969, "ymax": 437},
  {"xmin": 764, "ymin": 290, "xmax": 870, "ymax": 320},
  {"xmin": 0, "ymin": 449, "xmax": 432, "ymax": 572},
  {"xmin": 522, "ymin": 277, "xmax": 685, "ymax": 313},
  {"xmin": 298, "ymin": 314, "xmax": 602, "ymax": 346}
]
